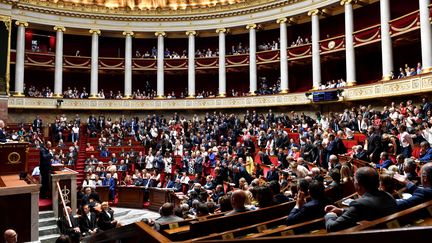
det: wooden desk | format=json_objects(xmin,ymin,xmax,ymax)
[
  {"xmin": 0, "ymin": 142, "xmax": 29, "ymax": 174},
  {"xmin": 0, "ymin": 174, "xmax": 39, "ymax": 242},
  {"xmin": 95, "ymin": 186, "xmax": 110, "ymax": 202},
  {"xmin": 117, "ymin": 186, "xmax": 146, "ymax": 208},
  {"xmin": 149, "ymin": 188, "xmax": 175, "ymax": 211},
  {"xmin": 164, "ymin": 225, "xmax": 190, "ymax": 235},
  {"xmin": 51, "ymin": 168, "xmax": 78, "ymax": 218}
]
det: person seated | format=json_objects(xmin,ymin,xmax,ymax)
[
  {"xmin": 85, "ymin": 143, "xmax": 95, "ymax": 152},
  {"xmin": 380, "ymin": 173, "xmax": 399, "ymax": 198},
  {"xmin": 374, "ymin": 152, "xmax": 393, "ymax": 169},
  {"xmin": 394, "ymin": 162, "xmax": 432, "ymax": 210},
  {"xmin": 286, "ymin": 180, "xmax": 331, "ymax": 225},
  {"xmin": 418, "ymin": 141, "xmax": 432, "ymax": 163},
  {"xmin": 290, "ymin": 161, "xmax": 309, "ymax": 178},
  {"xmin": 269, "ymin": 180, "xmax": 290, "ymax": 205},
  {"xmin": 153, "ymin": 203, "xmax": 184, "ymax": 230},
  {"xmin": 3, "ymin": 229, "xmax": 17, "ymax": 243},
  {"xmin": 79, "ymin": 204, "xmax": 98, "ymax": 236},
  {"xmin": 327, "ymin": 169, "xmax": 343, "ymax": 202},
  {"xmin": 59, "ymin": 207, "xmax": 81, "ymax": 243},
  {"xmin": 403, "ymin": 158, "xmax": 420, "ymax": 181},
  {"xmin": 226, "ymin": 190, "xmax": 251, "ymax": 215},
  {"xmin": 324, "ymin": 167, "xmax": 398, "ymax": 232},
  {"xmin": 352, "ymin": 145, "xmax": 369, "ymax": 161},
  {"xmin": 97, "ymin": 202, "xmax": 120, "ymax": 231}
]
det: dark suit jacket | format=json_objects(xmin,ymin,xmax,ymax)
[
  {"xmin": 79, "ymin": 212, "xmax": 98, "ymax": 233},
  {"xmin": 366, "ymin": 134, "xmax": 383, "ymax": 162},
  {"xmin": 266, "ymin": 170, "xmax": 279, "ymax": 182},
  {"xmin": 325, "ymin": 190, "xmax": 397, "ymax": 232},
  {"xmin": 97, "ymin": 210, "xmax": 116, "ymax": 231},
  {"xmin": 0, "ymin": 128, "xmax": 6, "ymax": 142},
  {"xmin": 396, "ymin": 182, "xmax": 432, "ymax": 210},
  {"xmin": 286, "ymin": 198, "xmax": 331, "ymax": 225}
]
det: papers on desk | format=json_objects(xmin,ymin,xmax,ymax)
[{"xmin": 342, "ymin": 198, "xmax": 355, "ymax": 206}]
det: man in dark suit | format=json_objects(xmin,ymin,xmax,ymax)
[
  {"xmin": 97, "ymin": 202, "xmax": 119, "ymax": 231},
  {"xmin": 33, "ymin": 115, "xmax": 43, "ymax": 131},
  {"xmin": 286, "ymin": 180, "xmax": 331, "ymax": 225},
  {"xmin": 258, "ymin": 151, "xmax": 272, "ymax": 165},
  {"xmin": 59, "ymin": 206, "xmax": 81, "ymax": 243},
  {"xmin": 352, "ymin": 145, "xmax": 369, "ymax": 162},
  {"xmin": 266, "ymin": 165, "xmax": 279, "ymax": 182},
  {"xmin": 39, "ymin": 141, "xmax": 53, "ymax": 198},
  {"xmin": 366, "ymin": 126, "xmax": 383, "ymax": 163},
  {"xmin": 0, "ymin": 120, "xmax": 7, "ymax": 142},
  {"xmin": 395, "ymin": 162, "xmax": 432, "ymax": 210},
  {"xmin": 324, "ymin": 167, "xmax": 397, "ymax": 232},
  {"xmin": 79, "ymin": 204, "xmax": 98, "ymax": 236}
]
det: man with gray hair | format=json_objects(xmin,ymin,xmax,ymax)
[{"xmin": 0, "ymin": 119, "xmax": 6, "ymax": 142}]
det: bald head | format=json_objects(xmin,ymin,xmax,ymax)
[
  {"xmin": 0, "ymin": 120, "xmax": 5, "ymax": 128},
  {"xmin": 231, "ymin": 190, "xmax": 247, "ymax": 211},
  {"xmin": 4, "ymin": 229, "xmax": 17, "ymax": 243}
]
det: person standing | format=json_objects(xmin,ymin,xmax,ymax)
[{"xmin": 39, "ymin": 140, "xmax": 53, "ymax": 198}]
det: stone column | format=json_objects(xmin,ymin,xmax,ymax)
[
  {"xmin": 89, "ymin": 29, "xmax": 100, "ymax": 98},
  {"xmin": 380, "ymin": 0, "xmax": 393, "ymax": 80},
  {"xmin": 308, "ymin": 10, "xmax": 322, "ymax": 90},
  {"xmin": 14, "ymin": 21, "xmax": 28, "ymax": 96},
  {"xmin": 123, "ymin": 31, "xmax": 133, "ymax": 98},
  {"xmin": 342, "ymin": 0, "xmax": 356, "ymax": 86},
  {"xmin": 53, "ymin": 26, "xmax": 65, "ymax": 97},
  {"xmin": 419, "ymin": 0, "xmax": 432, "ymax": 72},
  {"xmin": 155, "ymin": 31, "xmax": 166, "ymax": 98},
  {"xmin": 247, "ymin": 24, "xmax": 258, "ymax": 95},
  {"xmin": 186, "ymin": 30, "xmax": 197, "ymax": 97},
  {"xmin": 216, "ymin": 28, "xmax": 227, "ymax": 96},
  {"xmin": 277, "ymin": 17, "xmax": 289, "ymax": 93}
]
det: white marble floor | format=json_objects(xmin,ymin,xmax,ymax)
[{"xmin": 112, "ymin": 207, "xmax": 160, "ymax": 226}]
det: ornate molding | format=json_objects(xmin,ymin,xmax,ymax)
[
  {"xmin": 122, "ymin": 31, "xmax": 134, "ymax": 36},
  {"xmin": 89, "ymin": 29, "xmax": 101, "ymax": 35},
  {"xmin": 186, "ymin": 30, "xmax": 197, "ymax": 36},
  {"xmin": 53, "ymin": 26, "xmax": 66, "ymax": 32},
  {"xmin": 216, "ymin": 28, "xmax": 228, "ymax": 34},
  {"xmin": 276, "ymin": 17, "xmax": 287, "ymax": 24},
  {"xmin": 340, "ymin": 0, "xmax": 357, "ymax": 6},
  {"xmin": 246, "ymin": 23, "xmax": 257, "ymax": 30},
  {"xmin": 8, "ymin": 74, "xmax": 432, "ymax": 110},
  {"xmin": 154, "ymin": 31, "xmax": 166, "ymax": 37},
  {"xmin": 15, "ymin": 21, "xmax": 28, "ymax": 27},
  {"xmin": 307, "ymin": 9, "xmax": 321, "ymax": 16}
]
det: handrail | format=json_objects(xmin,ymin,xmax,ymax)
[{"xmin": 57, "ymin": 181, "xmax": 72, "ymax": 228}]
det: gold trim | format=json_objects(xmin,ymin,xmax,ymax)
[
  {"xmin": 122, "ymin": 31, "xmax": 134, "ymax": 36},
  {"xmin": 280, "ymin": 89, "xmax": 289, "ymax": 94},
  {"xmin": 13, "ymin": 92, "xmax": 25, "ymax": 97},
  {"xmin": 1, "ymin": 15, "xmax": 11, "ymax": 96},
  {"xmin": 53, "ymin": 93, "xmax": 63, "ymax": 98},
  {"xmin": 15, "ymin": 21, "xmax": 28, "ymax": 27},
  {"xmin": 89, "ymin": 29, "xmax": 101, "ymax": 35},
  {"xmin": 422, "ymin": 67, "xmax": 432, "ymax": 74},
  {"xmin": 218, "ymin": 92, "xmax": 226, "ymax": 97},
  {"xmin": 246, "ymin": 24, "xmax": 257, "ymax": 30},
  {"xmin": 53, "ymin": 26, "xmax": 66, "ymax": 32},
  {"xmin": 154, "ymin": 31, "xmax": 166, "ymax": 37},
  {"xmin": 307, "ymin": 9, "xmax": 321, "ymax": 16},
  {"xmin": 311, "ymin": 85, "xmax": 319, "ymax": 90},
  {"xmin": 88, "ymin": 94, "xmax": 99, "ymax": 99},
  {"xmin": 216, "ymin": 28, "xmax": 228, "ymax": 34},
  {"xmin": 347, "ymin": 80, "xmax": 357, "ymax": 86},
  {"xmin": 248, "ymin": 91, "xmax": 257, "ymax": 96},
  {"xmin": 186, "ymin": 30, "xmax": 197, "ymax": 36},
  {"xmin": 122, "ymin": 95, "xmax": 132, "ymax": 99},
  {"xmin": 155, "ymin": 95, "xmax": 165, "ymax": 99},
  {"xmin": 382, "ymin": 75, "xmax": 392, "ymax": 81},
  {"xmin": 276, "ymin": 17, "xmax": 287, "ymax": 24},
  {"xmin": 340, "ymin": 0, "xmax": 356, "ymax": 6},
  {"xmin": 186, "ymin": 95, "xmax": 195, "ymax": 99}
]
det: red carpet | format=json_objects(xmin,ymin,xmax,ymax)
[{"xmin": 39, "ymin": 198, "xmax": 53, "ymax": 211}]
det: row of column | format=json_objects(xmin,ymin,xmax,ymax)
[{"xmin": 13, "ymin": 0, "xmax": 432, "ymax": 97}]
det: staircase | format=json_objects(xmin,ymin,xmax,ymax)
[
  {"xmin": 38, "ymin": 211, "xmax": 60, "ymax": 243},
  {"xmin": 75, "ymin": 129, "xmax": 87, "ymax": 185}
]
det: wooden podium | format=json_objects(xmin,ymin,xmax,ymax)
[
  {"xmin": 51, "ymin": 167, "xmax": 78, "ymax": 218},
  {"xmin": 0, "ymin": 142, "xmax": 39, "ymax": 242},
  {"xmin": 148, "ymin": 188, "xmax": 176, "ymax": 211}
]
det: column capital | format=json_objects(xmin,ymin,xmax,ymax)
[
  {"xmin": 15, "ymin": 21, "xmax": 28, "ymax": 27},
  {"xmin": 154, "ymin": 31, "xmax": 166, "ymax": 37},
  {"xmin": 276, "ymin": 17, "xmax": 287, "ymax": 24},
  {"xmin": 89, "ymin": 29, "xmax": 101, "ymax": 35},
  {"xmin": 123, "ymin": 31, "xmax": 134, "ymax": 37},
  {"xmin": 246, "ymin": 23, "xmax": 257, "ymax": 30},
  {"xmin": 53, "ymin": 26, "xmax": 66, "ymax": 32},
  {"xmin": 307, "ymin": 9, "xmax": 321, "ymax": 16},
  {"xmin": 186, "ymin": 30, "xmax": 197, "ymax": 36},
  {"xmin": 216, "ymin": 28, "xmax": 228, "ymax": 34},
  {"xmin": 340, "ymin": 0, "xmax": 356, "ymax": 6}
]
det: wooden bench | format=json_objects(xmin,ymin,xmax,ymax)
[
  {"xmin": 341, "ymin": 199, "xmax": 432, "ymax": 233},
  {"xmin": 245, "ymin": 218, "xmax": 326, "ymax": 238}
]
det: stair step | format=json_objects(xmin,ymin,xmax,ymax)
[
  {"xmin": 39, "ymin": 210, "xmax": 55, "ymax": 219},
  {"xmin": 39, "ymin": 217, "xmax": 58, "ymax": 227},
  {"xmin": 39, "ymin": 225, "xmax": 60, "ymax": 237},
  {"xmin": 39, "ymin": 234, "xmax": 61, "ymax": 243}
]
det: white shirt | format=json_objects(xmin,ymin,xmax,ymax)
[{"xmin": 400, "ymin": 132, "xmax": 414, "ymax": 148}]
